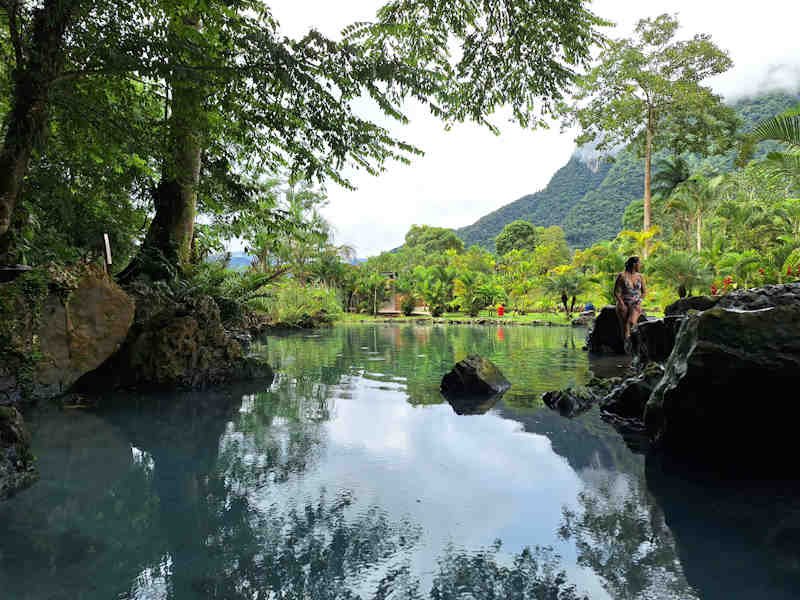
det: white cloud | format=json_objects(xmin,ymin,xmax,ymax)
[{"xmin": 262, "ymin": 0, "xmax": 800, "ymax": 257}]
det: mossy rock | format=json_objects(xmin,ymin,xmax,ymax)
[
  {"xmin": 0, "ymin": 264, "xmax": 135, "ymax": 402},
  {"xmin": 0, "ymin": 406, "xmax": 37, "ymax": 499}
]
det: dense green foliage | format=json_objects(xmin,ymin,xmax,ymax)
[
  {"xmin": 0, "ymin": 2, "xmax": 796, "ymax": 329},
  {"xmin": 495, "ymin": 220, "xmax": 540, "ymax": 255},
  {"xmin": 0, "ymin": 0, "xmax": 605, "ymax": 268}
]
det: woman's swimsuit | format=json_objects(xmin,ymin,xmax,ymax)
[{"xmin": 619, "ymin": 275, "xmax": 642, "ymax": 307}]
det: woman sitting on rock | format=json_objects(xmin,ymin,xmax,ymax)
[{"xmin": 614, "ymin": 256, "xmax": 646, "ymax": 348}]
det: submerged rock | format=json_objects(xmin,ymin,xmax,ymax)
[
  {"xmin": 445, "ymin": 393, "xmax": 503, "ymax": 416},
  {"xmin": 440, "ymin": 355, "xmax": 510, "ymax": 401},
  {"xmin": 645, "ymin": 301, "xmax": 800, "ymax": 460},
  {"xmin": 0, "ymin": 406, "xmax": 37, "ymax": 499},
  {"xmin": 542, "ymin": 377, "xmax": 621, "ymax": 418}
]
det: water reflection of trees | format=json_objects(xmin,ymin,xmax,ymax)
[
  {"xmin": 428, "ymin": 543, "xmax": 588, "ymax": 600},
  {"xmin": 255, "ymin": 324, "xmax": 592, "ymax": 410},
  {"xmin": 1, "ymin": 366, "xmax": 619, "ymax": 599},
  {"xmin": 0, "ymin": 408, "xmax": 165, "ymax": 599},
  {"xmin": 559, "ymin": 472, "xmax": 695, "ymax": 600}
]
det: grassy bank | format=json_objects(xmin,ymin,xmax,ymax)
[
  {"xmin": 342, "ymin": 310, "xmax": 576, "ymax": 326},
  {"xmin": 341, "ymin": 307, "xmax": 665, "ymax": 326}
]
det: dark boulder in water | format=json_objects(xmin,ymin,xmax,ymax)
[
  {"xmin": 586, "ymin": 306, "xmax": 647, "ymax": 355},
  {"xmin": 629, "ymin": 317, "xmax": 684, "ymax": 366},
  {"xmin": 601, "ymin": 363, "xmax": 663, "ymax": 419},
  {"xmin": 542, "ymin": 377, "xmax": 622, "ymax": 418},
  {"xmin": 645, "ymin": 298, "xmax": 800, "ymax": 463},
  {"xmin": 664, "ymin": 295, "xmax": 719, "ymax": 317},
  {"xmin": 440, "ymin": 355, "xmax": 510, "ymax": 412}
]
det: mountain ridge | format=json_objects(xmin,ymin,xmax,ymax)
[{"xmin": 455, "ymin": 90, "xmax": 800, "ymax": 250}]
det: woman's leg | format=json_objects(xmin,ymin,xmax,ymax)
[
  {"xmin": 616, "ymin": 302, "xmax": 629, "ymax": 341},
  {"xmin": 627, "ymin": 303, "xmax": 642, "ymax": 338}
]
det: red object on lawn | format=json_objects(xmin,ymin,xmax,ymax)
[{"xmin": 497, "ymin": 304, "xmax": 505, "ymax": 317}]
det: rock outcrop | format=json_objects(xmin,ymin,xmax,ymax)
[
  {"xmin": 550, "ymin": 283, "xmax": 800, "ymax": 467},
  {"xmin": 440, "ymin": 355, "xmax": 510, "ymax": 406},
  {"xmin": 602, "ymin": 363, "xmax": 663, "ymax": 419},
  {"xmin": 664, "ymin": 295, "xmax": 719, "ymax": 316},
  {"xmin": 88, "ymin": 281, "xmax": 272, "ymax": 389},
  {"xmin": 586, "ymin": 306, "xmax": 647, "ymax": 354},
  {"xmin": 644, "ymin": 301, "xmax": 800, "ymax": 459},
  {"xmin": 0, "ymin": 406, "xmax": 36, "ymax": 499},
  {"xmin": 629, "ymin": 316, "xmax": 684, "ymax": 366},
  {"xmin": 0, "ymin": 264, "xmax": 135, "ymax": 403},
  {"xmin": 0, "ymin": 265, "xmax": 135, "ymax": 499}
]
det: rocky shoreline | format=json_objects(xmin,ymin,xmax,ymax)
[
  {"xmin": 0, "ymin": 265, "xmax": 274, "ymax": 499},
  {"xmin": 544, "ymin": 283, "xmax": 800, "ymax": 470}
]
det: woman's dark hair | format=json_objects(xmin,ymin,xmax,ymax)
[{"xmin": 625, "ymin": 256, "xmax": 640, "ymax": 273}]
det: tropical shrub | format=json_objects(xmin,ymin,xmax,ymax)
[
  {"xmin": 255, "ymin": 281, "xmax": 343, "ymax": 327},
  {"xmin": 401, "ymin": 294, "xmax": 417, "ymax": 316}
]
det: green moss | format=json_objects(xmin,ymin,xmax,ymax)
[{"xmin": 0, "ymin": 269, "xmax": 51, "ymax": 401}]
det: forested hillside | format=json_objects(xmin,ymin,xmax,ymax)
[
  {"xmin": 457, "ymin": 90, "xmax": 800, "ymax": 249},
  {"xmin": 457, "ymin": 157, "xmax": 612, "ymax": 248}
]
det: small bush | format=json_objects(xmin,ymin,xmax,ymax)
[
  {"xmin": 253, "ymin": 280, "xmax": 343, "ymax": 327},
  {"xmin": 400, "ymin": 295, "xmax": 416, "ymax": 316}
]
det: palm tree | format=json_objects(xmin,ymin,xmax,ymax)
[
  {"xmin": 652, "ymin": 156, "xmax": 691, "ymax": 199},
  {"xmin": 615, "ymin": 227, "xmax": 662, "ymax": 259},
  {"xmin": 651, "ymin": 251, "xmax": 710, "ymax": 297},
  {"xmin": 454, "ymin": 270, "xmax": 496, "ymax": 317},
  {"xmin": 751, "ymin": 104, "xmax": 800, "ymax": 186},
  {"xmin": 543, "ymin": 267, "xmax": 586, "ymax": 318},
  {"xmin": 667, "ymin": 175, "xmax": 721, "ymax": 252},
  {"xmin": 718, "ymin": 250, "xmax": 761, "ymax": 288},
  {"xmin": 773, "ymin": 198, "xmax": 800, "ymax": 248}
]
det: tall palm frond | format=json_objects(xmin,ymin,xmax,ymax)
[
  {"xmin": 752, "ymin": 107, "xmax": 800, "ymax": 149},
  {"xmin": 760, "ymin": 151, "xmax": 800, "ymax": 187},
  {"xmin": 652, "ymin": 156, "xmax": 691, "ymax": 199},
  {"xmin": 749, "ymin": 105, "xmax": 800, "ymax": 187}
]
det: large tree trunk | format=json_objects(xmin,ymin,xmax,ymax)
[
  {"xmin": 121, "ymin": 16, "xmax": 203, "ymax": 280},
  {"xmin": 138, "ymin": 79, "xmax": 202, "ymax": 271},
  {"xmin": 0, "ymin": 0, "xmax": 76, "ymax": 264},
  {"xmin": 642, "ymin": 108, "xmax": 654, "ymax": 258}
]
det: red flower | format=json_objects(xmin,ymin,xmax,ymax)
[{"xmin": 788, "ymin": 266, "xmax": 793, "ymax": 276}]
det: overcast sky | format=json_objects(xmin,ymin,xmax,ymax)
[{"xmin": 264, "ymin": 0, "xmax": 800, "ymax": 257}]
